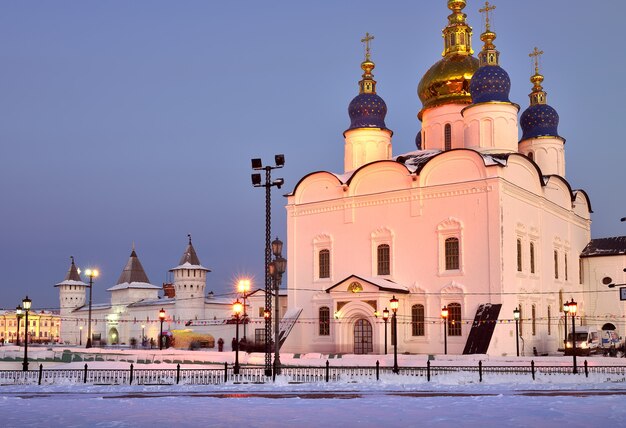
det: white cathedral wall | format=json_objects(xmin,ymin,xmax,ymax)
[
  {"xmin": 462, "ymin": 103, "xmax": 519, "ymax": 153},
  {"xmin": 581, "ymin": 255, "xmax": 626, "ymax": 334},
  {"xmin": 518, "ymin": 137, "xmax": 565, "ymax": 177},
  {"xmin": 420, "ymin": 104, "xmax": 466, "ymax": 150}
]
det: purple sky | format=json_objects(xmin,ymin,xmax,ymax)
[{"xmin": 1, "ymin": 1, "xmax": 624, "ymax": 310}]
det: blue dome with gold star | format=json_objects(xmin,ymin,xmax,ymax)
[
  {"xmin": 520, "ymin": 103, "xmax": 560, "ymax": 140},
  {"xmin": 470, "ymin": 64, "xmax": 511, "ymax": 103},
  {"xmin": 348, "ymin": 93, "xmax": 388, "ymax": 131}
]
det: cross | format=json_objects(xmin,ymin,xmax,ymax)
[
  {"xmin": 529, "ymin": 46, "xmax": 544, "ymax": 74},
  {"xmin": 361, "ymin": 32, "xmax": 374, "ymax": 61},
  {"xmin": 479, "ymin": 2, "xmax": 496, "ymax": 31}
]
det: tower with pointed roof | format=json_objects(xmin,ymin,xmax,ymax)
[
  {"xmin": 343, "ymin": 33, "xmax": 393, "ymax": 173},
  {"xmin": 417, "ymin": 0, "xmax": 479, "ymax": 151},
  {"xmin": 518, "ymin": 48, "xmax": 566, "ymax": 177},
  {"xmin": 171, "ymin": 235, "xmax": 210, "ymax": 322},
  {"xmin": 107, "ymin": 246, "xmax": 160, "ymax": 305},
  {"xmin": 55, "ymin": 256, "xmax": 88, "ymax": 316},
  {"xmin": 463, "ymin": 1, "xmax": 519, "ymax": 153}
]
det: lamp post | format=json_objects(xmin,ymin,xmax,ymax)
[
  {"xmin": 563, "ymin": 301, "xmax": 570, "ymax": 350},
  {"xmin": 382, "ymin": 308, "xmax": 389, "ymax": 355},
  {"xmin": 79, "ymin": 326, "xmax": 83, "ymax": 346},
  {"xmin": 84, "ymin": 269, "xmax": 99, "ymax": 348},
  {"xmin": 513, "ymin": 307, "xmax": 520, "ymax": 357},
  {"xmin": 233, "ymin": 299, "xmax": 243, "ymax": 375},
  {"xmin": 22, "ymin": 296, "xmax": 31, "ymax": 371},
  {"xmin": 158, "ymin": 308, "xmax": 166, "ymax": 350},
  {"xmin": 441, "ymin": 306, "xmax": 449, "ymax": 355},
  {"xmin": 390, "ymin": 295, "xmax": 399, "ymax": 374},
  {"xmin": 269, "ymin": 237, "xmax": 287, "ymax": 376},
  {"xmin": 141, "ymin": 324, "xmax": 145, "ymax": 346},
  {"xmin": 15, "ymin": 306, "xmax": 23, "ymax": 346},
  {"xmin": 568, "ymin": 299, "xmax": 578, "ymax": 374},
  {"xmin": 251, "ymin": 154, "xmax": 285, "ymax": 377},
  {"xmin": 237, "ymin": 279, "xmax": 251, "ymax": 342}
]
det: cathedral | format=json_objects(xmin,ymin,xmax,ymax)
[{"xmin": 282, "ymin": 0, "xmax": 605, "ymax": 356}]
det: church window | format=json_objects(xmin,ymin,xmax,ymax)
[
  {"xmin": 547, "ymin": 305, "xmax": 552, "ymax": 335},
  {"xmin": 530, "ymin": 305, "xmax": 537, "ymax": 336},
  {"xmin": 319, "ymin": 249, "xmax": 330, "ymax": 279},
  {"xmin": 564, "ymin": 253, "xmax": 569, "ymax": 281},
  {"xmin": 377, "ymin": 244, "xmax": 390, "ymax": 275},
  {"xmin": 319, "ymin": 307, "xmax": 330, "ymax": 336},
  {"xmin": 516, "ymin": 239, "xmax": 523, "ymax": 272},
  {"xmin": 554, "ymin": 250, "xmax": 559, "ymax": 279},
  {"xmin": 579, "ymin": 258, "xmax": 584, "ymax": 284},
  {"xmin": 528, "ymin": 151, "xmax": 534, "ymax": 161},
  {"xmin": 448, "ymin": 303, "xmax": 462, "ymax": 336},
  {"xmin": 445, "ymin": 238, "xmax": 459, "ymax": 270},
  {"xmin": 411, "ymin": 304, "xmax": 425, "ymax": 336},
  {"xmin": 444, "ymin": 124, "xmax": 452, "ymax": 151},
  {"xmin": 530, "ymin": 242, "xmax": 536, "ymax": 274}
]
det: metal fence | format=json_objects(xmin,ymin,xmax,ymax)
[{"xmin": 1, "ymin": 360, "xmax": 625, "ymax": 386}]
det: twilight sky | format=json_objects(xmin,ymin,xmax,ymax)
[{"xmin": 1, "ymin": 0, "xmax": 624, "ymax": 310}]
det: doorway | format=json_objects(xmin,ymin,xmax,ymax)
[{"xmin": 354, "ymin": 318, "xmax": 373, "ymax": 354}]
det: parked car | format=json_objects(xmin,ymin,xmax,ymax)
[{"xmin": 564, "ymin": 327, "xmax": 600, "ymax": 356}]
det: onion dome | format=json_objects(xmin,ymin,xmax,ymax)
[
  {"xmin": 520, "ymin": 48, "xmax": 561, "ymax": 141},
  {"xmin": 347, "ymin": 33, "xmax": 390, "ymax": 133},
  {"xmin": 418, "ymin": 0, "xmax": 479, "ymax": 119},
  {"xmin": 469, "ymin": 2, "xmax": 511, "ymax": 103}
]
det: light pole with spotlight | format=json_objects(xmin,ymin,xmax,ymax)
[
  {"xmin": 251, "ymin": 154, "xmax": 285, "ymax": 377},
  {"xmin": 84, "ymin": 268, "xmax": 99, "ymax": 348},
  {"xmin": 22, "ymin": 296, "xmax": 31, "ymax": 371}
]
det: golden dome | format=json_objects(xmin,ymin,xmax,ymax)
[
  {"xmin": 417, "ymin": 0, "xmax": 479, "ymax": 119},
  {"xmin": 418, "ymin": 54, "xmax": 479, "ymax": 118}
]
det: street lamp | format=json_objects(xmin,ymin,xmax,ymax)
[
  {"xmin": 513, "ymin": 307, "xmax": 520, "ymax": 357},
  {"xmin": 22, "ymin": 296, "xmax": 31, "ymax": 371},
  {"xmin": 382, "ymin": 308, "xmax": 389, "ymax": 355},
  {"xmin": 568, "ymin": 299, "xmax": 578, "ymax": 374},
  {"xmin": 563, "ymin": 300, "xmax": 570, "ymax": 350},
  {"xmin": 251, "ymin": 154, "xmax": 285, "ymax": 377},
  {"xmin": 390, "ymin": 295, "xmax": 399, "ymax": 374},
  {"xmin": 84, "ymin": 268, "xmax": 99, "ymax": 348},
  {"xmin": 269, "ymin": 237, "xmax": 287, "ymax": 376},
  {"xmin": 159, "ymin": 308, "xmax": 166, "ymax": 350},
  {"xmin": 441, "ymin": 306, "xmax": 449, "ymax": 355},
  {"xmin": 15, "ymin": 306, "xmax": 23, "ymax": 346},
  {"xmin": 237, "ymin": 278, "xmax": 251, "ymax": 342},
  {"xmin": 233, "ymin": 299, "xmax": 244, "ymax": 375},
  {"xmin": 141, "ymin": 324, "xmax": 145, "ymax": 346},
  {"xmin": 79, "ymin": 326, "xmax": 83, "ymax": 346}
]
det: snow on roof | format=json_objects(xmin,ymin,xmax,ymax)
[
  {"xmin": 106, "ymin": 282, "xmax": 161, "ymax": 292},
  {"xmin": 54, "ymin": 279, "xmax": 88, "ymax": 287},
  {"xmin": 326, "ymin": 274, "xmax": 409, "ymax": 294},
  {"xmin": 581, "ymin": 236, "xmax": 626, "ymax": 258},
  {"xmin": 169, "ymin": 262, "xmax": 210, "ymax": 271},
  {"xmin": 72, "ymin": 303, "xmax": 112, "ymax": 312},
  {"xmin": 126, "ymin": 297, "xmax": 175, "ymax": 308}
]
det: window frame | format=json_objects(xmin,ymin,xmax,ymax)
[
  {"xmin": 318, "ymin": 306, "xmax": 330, "ymax": 336},
  {"xmin": 318, "ymin": 249, "xmax": 330, "ymax": 279},
  {"xmin": 411, "ymin": 304, "xmax": 425, "ymax": 337},
  {"xmin": 447, "ymin": 303, "xmax": 462, "ymax": 336}
]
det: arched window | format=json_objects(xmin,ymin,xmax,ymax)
[
  {"xmin": 444, "ymin": 123, "xmax": 452, "ymax": 151},
  {"xmin": 554, "ymin": 250, "xmax": 559, "ymax": 279},
  {"xmin": 564, "ymin": 253, "xmax": 569, "ymax": 281},
  {"xmin": 319, "ymin": 307, "xmax": 330, "ymax": 336},
  {"xmin": 377, "ymin": 244, "xmax": 390, "ymax": 275},
  {"xmin": 319, "ymin": 249, "xmax": 330, "ymax": 279},
  {"xmin": 411, "ymin": 304, "xmax": 425, "ymax": 336},
  {"xmin": 530, "ymin": 305, "xmax": 537, "ymax": 336},
  {"xmin": 528, "ymin": 151, "xmax": 534, "ymax": 161},
  {"xmin": 530, "ymin": 242, "xmax": 536, "ymax": 274},
  {"xmin": 448, "ymin": 303, "xmax": 462, "ymax": 336},
  {"xmin": 516, "ymin": 239, "xmax": 523, "ymax": 272},
  {"xmin": 445, "ymin": 237, "xmax": 459, "ymax": 270},
  {"xmin": 547, "ymin": 305, "xmax": 552, "ymax": 335}
]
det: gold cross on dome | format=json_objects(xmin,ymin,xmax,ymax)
[
  {"xmin": 479, "ymin": 2, "xmax": 496, "ymax": 31},
  {"xmin": 361, "ymin": 32, "xmax": 375, "ymax": 61},
  {"xmin": 529, "ymin": 46, "xmax": 544, "ymax": 74}
]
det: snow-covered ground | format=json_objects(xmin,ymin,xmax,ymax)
[{"xmin": 2, "ymin": 347, "xmax": 626, "ymax": 427}]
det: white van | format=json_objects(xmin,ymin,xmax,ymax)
[{"xmin": 564, "ymin": 326, "xmax": 600, "ymax": 356}]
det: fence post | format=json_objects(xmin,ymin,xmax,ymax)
[
  {"xmin": 224, "ymin": 362, "xmax": 228, "ymax": 383},
  {"xmin": 176, "ymin": 364, "xmax": 181, "ymax": 384},
  {"xmin": 531, "ymin": 360, "xmax": 535, "ymax": 380},
  {"xmin": 584, "ymin": 360, "xmax": 588, "ymax": 378},
  {"xmin": 325, "ymin": 360, "xmax": 330, "ymax": 382},
  {"xmin": 478, "ymin": 360, "xmax": 483, "ymax": 383},
  {"xmin": 129, "ymin": 363, "xmax": 134, "ymax": 385},
  {"xmin": 83, "ymin": 363, "xmax": 88, "ymax": 384},
  {"xmin": 38, "ymin": 364, "xmax": 43, "ymax": 385},
  {"xmin": 376, "ymin": 360, "xmax": 380, "ymax": 381},
  {"xmin": 427, "ymin": 360, "xmax": 431, "ymax": 382}
]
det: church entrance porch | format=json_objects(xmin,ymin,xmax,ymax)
[
  {"xmin": 353, "ymin": 318, "xmax": 373, "ymax": 354},
  {"xmin": 108, "ymin": 327, "xmax": 119, "ymax": 345}
]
